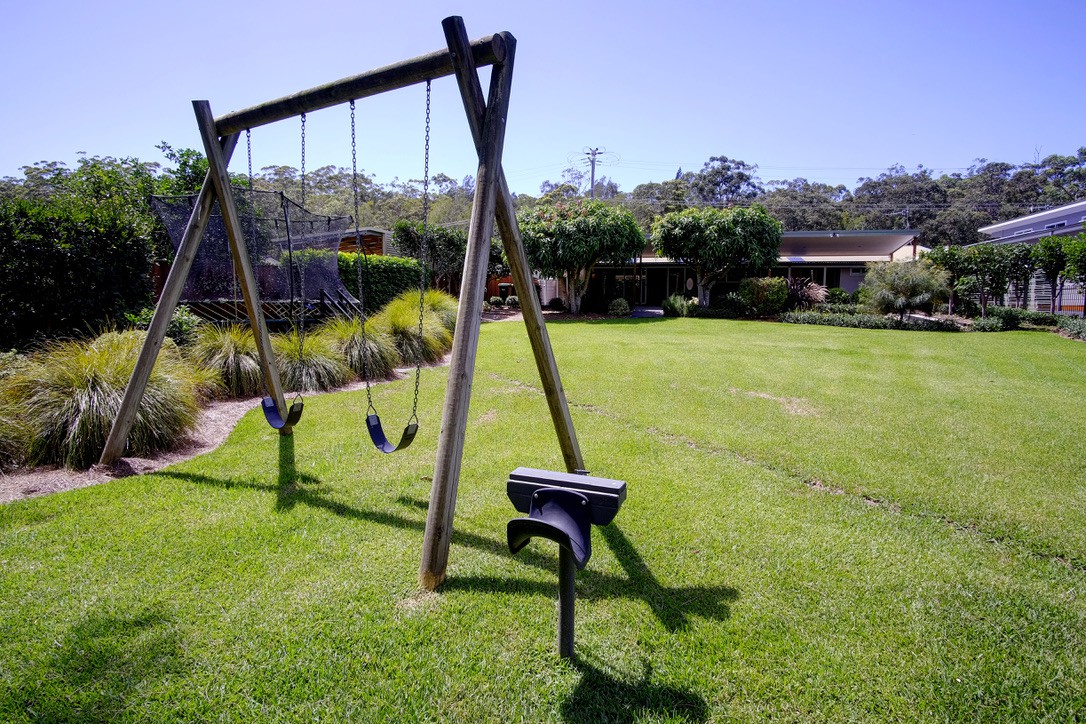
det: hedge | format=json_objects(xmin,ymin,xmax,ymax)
[
  {"xmin": 1057, "ymin": 315, "xmax": 1086, "ymax": 340},
  {"xmin": 0, "ymin": 197, "xmax": 155, "ymax": 348},
  {"xmin": 338, "ymin": 253, "xmax": 425, "ymax": 314},
  {"xmin": 780, "ymin": 311, "xmax": 961, "ymax": 332}
]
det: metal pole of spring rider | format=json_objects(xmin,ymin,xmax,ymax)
[{"xmin": 558, "ymin": 547, "xmax": 577, "ymax": 659}]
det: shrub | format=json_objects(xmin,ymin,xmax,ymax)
[
  {"xmin": 826, "ymin": 287, "xmax": 851, "ymax": 304},
  {"xmin": 489, "ymin": 296, "xmax": 504, "ymax": 308},
  {"xmin": 984, "ymin": 306, "xmax": 1023, "ymax": 330},
  {"xmin": 861, "ymin": 260, "xmax": 949, "ymax": 319},
  {"xmin": 607, "ymin": 298, "xmax": 631, "ymax": 316},
  {"xmin": 374, "ymin": 292, "xmax": 454, "ymax": 364},
  {"xmin": 190, "ymin": 324, "xmax": 263, "ymax": 398},
  {"xmin": 662, "ymin": 294, "xmax": 698, "ymax": 318},
  {"xmin": 738, "ymin": 277, "xmax": 789, "ymax": 316},
  {"xmin": 780, "ymin": 312, "xmax": 961, "ymax": 332},
  {"xmin": 0, "ymin": 196, "xmax": 155, "ymax": 348},
  {"xmin": 547, "ymin": 297, "xmax": 566, "ymax": 311},
  {"xmin": 423, "ymin": 289, "xmax": 458, "ymax": 333},
  {"xmin": 3, "ymin": 331, "xmax": 219, "ymax": 469},
  {"xmin": 698, "ymin": 293, "xmax": 750, "ymax": 319},
  {"xmin": 0, "ymin": 409, "xmax": 26, "ymax": 472},
  {"xmin": 271, "ymin": 330, "xmax": 352, "ymax": 393},
  {"xmin": 125, "ymin": 304, "xmax": 204, "ymax": 347},
  {"xmin": 787, "ymin": 277, "xmax": 829, "ymax": 309},
  {"xmin": 1057, "ymin": 315, "xmax": 1086, "ymax": 340},
  {"xmin": 506, "ymin": 295, "xmax": 520, "ymax": 309},
  {"xmin": 338, "ymin": 253, "xmax": 425, "ymax": 314},
  {"xmin": 320, "ymin": 316, "xmax": 400, "ymax": 381},
  {"xmin": 817, "ymin": 303, "xmax": 861, "ymax": 315},
  {"xmin": 972, "ymin": 317, "xmax": 1004, "ymax": 332}
]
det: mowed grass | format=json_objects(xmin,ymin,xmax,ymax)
[{"xmin": 1, "ymin": 319, "xmax": 1084, "ymax": 721}]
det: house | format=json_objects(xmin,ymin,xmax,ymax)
[
  {"xmin": 584, "ymin": 230, "xmax": 923, "ymax": 310},
  {"xmin": 977, "ymin": 199, "xmax": 1086, "ymax": 313}
]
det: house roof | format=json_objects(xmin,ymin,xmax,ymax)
[{"xmin": 978, "ymin": 199, "xmax": 1086, "ymax": 235}]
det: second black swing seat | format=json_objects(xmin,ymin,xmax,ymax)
[{"xmin": 366, "ymin": 413, "xmax": 418, "ymax": 454}]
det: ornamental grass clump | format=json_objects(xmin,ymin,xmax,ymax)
[
  {"xmin": 375, "ymin": 292, "xmax": 453, "ymax": 365},
  {"xmin": 423, "ymin": 289, "xmax": 458, "ymax": 333},
  {"xmin": 321, "ymin": 316, "xmax": 400, "ymax": 381},
  {"xmin": 271, "ymin": 330, "xmax": 353, "ymax": 393},
  {"xmin": 5, "ymin": 330, "xmax": 220, "ymax": 469},
  {"xmin": 190, "ymin": 324, "xmax": 263, "ymax": 398}
]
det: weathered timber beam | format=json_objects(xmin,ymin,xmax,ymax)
[
  {"xmin": 215, "ymin": 32, "xmax": 507, "ymax": 136},
  {"xmin": 442, "ymin": 17, "xmax": 584, "ymax": 473}
]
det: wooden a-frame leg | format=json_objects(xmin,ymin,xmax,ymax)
[
  {"xmin": 418, "ymin": 24, "xmax": 516, "ymax": 592},
  {"xmin": 99, "ymin": 135, "xmax": 240, "ymax": 466},
  {"xmin": 193, "ymin": 101, "xmax": 290, "ymax": 432}
]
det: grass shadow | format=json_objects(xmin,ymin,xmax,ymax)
[
  {"xmin": 561, "ymin": 658, "xmax": 709, "ymax": 723},
  {"xmin": 2, "ymin": 606, "xmax": 184, "ymax": 722},
  {"xmin": 276, "ymin": 433, "xmax": 320, "ymax": 512}
]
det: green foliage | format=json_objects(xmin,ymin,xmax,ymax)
[
  {"xmin": 1031, "ymin": 236, "xmax": 1069, "ymax": 313},
  {"xmin": 607, "ymin": 298, "xmax": 631, "ymax": 316},
  {"xmin": 982, "ymin": 305, "xmax": 1060, "ymax": 329},
  {"xmin": 1057, "ymin": 315, "xmax": 1086, "ymax": 340},
  {"xmin": 652, "ymin": 205, "xmax": 783, "ymax": 306},
  {"xmin": 738, "ymin": 277, "xmax": 789, "ymax": 317},
  {"xmin": 320, "ymin": 316, "xmax": 399, "ymax": 381},
  {"xmin": 271, "ymin": 331, "xmax": 352, "ymax": 393},
  {"xmin": 0, "ymin": 196, "xmax": 155, "ymax": 348},
  {"xmin": 489, "ymin": 296, "xmax": 504, "ymax": 308},
  {"xmin": 962, "ymin": 244, "xmax": 1011, "ymax": 317},
  {"xmin": 1062, "ymin": 233, "xmax": 1086, "ymax": 317},
  {"xmin": 972, "ymin": 317, "xmax": 1004, "ymax": 332},
  {"xmin": 373, "ymin": 291, "xmax": 453, "ymax": 365},
  {"xmin": 423, "ymin": 289, "xmax": 458, "ymax": 333},
  {"xmin": 505, "ymin": 295, "xmax": 520, "ymax": 309},
  {"xmin": 698, "ymin": 292, "xmax": 750, "ymax": 319},
  {"xmin": 787, "ymin": 277, "xmax": 829, "ymax": 309},
  {"xmin": 923, "ymin": 244, "xmax": 972, "ymax": 315},
  {"xmin": 817, "ymin": 303, "xmax": 862, "ymax": 315},
  {"xmin": 124, "ymin": 305, "xmax": 203, "ymax": 347},
  {"xmin": 392, "ymin": 220, "xmax": 466, "ymax": 284},
  {"xmin": 517, "ymin": 200, "xmax": 644, "ymax": 314},
  {"xmin": 825, "ymin": 287, "xmax": 851, "ymax": 304},
  {"xmin": 190, "ymin": 324, "xmax": 262, "ymax": 398},
  {"xmin": 780, "ymin": 311, "xmax": 962, "ymax": 332},
  {"xmin": 338, "ymin": 253, "xmax": 424, "ymax": 314},
  {"xmin": 861, "ymin": 260, "xmax": 949, "ymax": 319},
  {"xmin": 546, "ymin": 297, "xmax": 566, "ymax": 311},
  {"xmin": 662, "ymin": 294, "xmax": 698, "ymax": 317},
  {"xmin": 2, "ymin": 331, "xmax": 219, "ymax": 469}
]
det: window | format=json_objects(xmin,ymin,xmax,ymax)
[
  {"xmin": 1044, "ymin": 221, "xmax": 1067, "ymax": 230},
  {"xmin": 1012, "ymin": 228, "xmax": 1033, "ymax": 236},
  {"xmin": 850, "ymin": 268, "xmax": 865, "ymax": 276}
]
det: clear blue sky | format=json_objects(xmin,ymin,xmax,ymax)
[{"xmin": 3, "ymin": 0, "xmax": 1084, "ymax": 196}]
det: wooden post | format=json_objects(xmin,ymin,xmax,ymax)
[
  {"xmin": 442, "ymin": 17, "xmax": 584, "ymax": 473},
  {"xmin": 99, "ymin": 136, "xmax": 239, "ymax": 465},
  {"xmin": 193, "ymin": 101, "xmax": 290, "ymax": 430},
  {"xmin": 418, "ymin": 28, "xmax": 516, "ymax": 592}
]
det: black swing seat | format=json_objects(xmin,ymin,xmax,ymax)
[
  {"xmin": 262, "ymin": 397, "xmax": 304, "ymax": 429},
  {"xmin": 366, "ymin": 413, "xmax": 418, "ymax": 454}
]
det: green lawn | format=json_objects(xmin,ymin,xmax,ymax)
[{"xmin": 1, "ymin": 319, "xmax": 1084, "ymax": 721}]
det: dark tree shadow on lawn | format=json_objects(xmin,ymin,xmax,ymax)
[
  {"xmin": 4, "ymin": 606, "xmax": 185, "ymax": 723},
  {"xmin": 561, "ymin": 659, "xmax": 709, "ymax": 724}
]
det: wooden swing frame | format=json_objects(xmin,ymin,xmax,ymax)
[{"xmin": 100, "ymin": 16, "xmax": 584, "ymax": 591}]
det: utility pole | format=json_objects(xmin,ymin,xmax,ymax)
[{"xmin": 584, "ymin": 147, "xmax": 601, "ymax": 200}]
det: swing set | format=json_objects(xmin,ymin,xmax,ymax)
[{"xmin": 100, "ymin": 16, "xmax": 588, "ymax": 591}]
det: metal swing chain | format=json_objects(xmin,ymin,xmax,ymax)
[
  {"xmin": 410, "ymin": 80, "xmax": 432, "ymax": 423},
  {"xmin": 350, "ymin": 100, "xmax": 375, "ymax": 411},
  {"xmin": 299, "ymin": 113, "xmax": 307, "ymax": 208}
]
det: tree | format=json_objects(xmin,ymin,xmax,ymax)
[
  {"xmin": 627, "ymin": 177, "xmax": 693, "ymax": 232},
  {"xmin": 690, "ymin": 156, "xmax": 762, "ymax": 206},
  {"xmin": 1031, "ymin": 236, "xmax": 1067, "ymax": 314},
  {"xmin": 1062, "ymin": 233, "xmax": 1086, "ymax": 318},
  {"xmin": 1003, "ymin": 243, "xmax": 1035, "ymax": 309},
  {"xmin": 848, "ymin": 165, "xmax": 946, "ymax": 238},
  {"xmin": 861, "ymin": 260, "xmax": 949, "ymax": 320},
  {"xmin": 923, "ymin": 245, "xmax": 970, "ymax": 315},
  {"xmin": 517, "ymin": 200, "xmax": 644, "ymax": 315},
  {"xmin": 758, "ymin": 178, "xmax": 849, "ymax": 231},
  {"xmin": 392, "ymin": 220, "xmax": 467, "ymax": 292},
  {"xmin": 963, "ymin": 244, "xmax": 1011, "ymax": 318},
  {"xmin": 652, "ymin": 204, "xmax": 782, "ymax": 307}
]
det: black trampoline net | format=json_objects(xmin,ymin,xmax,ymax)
[{"xmin": 152, "ymin": 187, "xmax": 358, "ymax": 321}]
